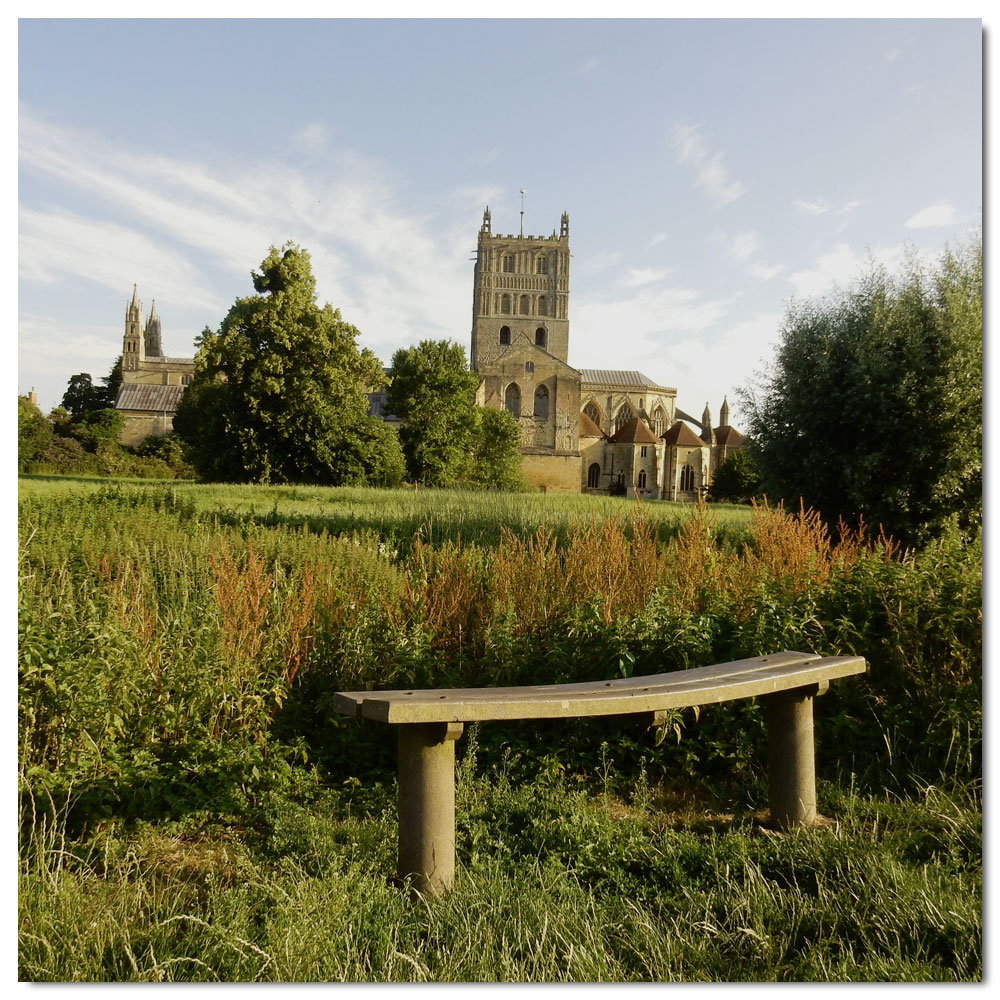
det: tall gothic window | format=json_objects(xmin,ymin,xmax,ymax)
[
  {"xmin": 537, "ymin": 296, "xmax": 547, "ymax": 315},
  {"xmin": 505, "ymin": 382, "xmax": 521, "ymax": 417},
  {"xmin": 499, "ymin": 326, "xmax": 511, "ymax": 345},
  {"xmin": 502, "ymin": 255, "xmax": 514, "ymax": 273},
  {"xmin": 500, "ymin": 294, "xmax": 511, "ymax": 314},
  {"xmin": 637, "ymin": 470, "xmax": 647, "ymax": 489},
  {"xmin": 652, "ymin": 406, "xmax": 666, "ymax": 437},
  {"xmin": 535, "ymin": 327, "xmax": 546, "ymax": 348},
  {"xmin": 587, "ymin": 463, "xmax": 601, "ymax": 488},
  {"xmin": 615, "ymin": 404, "xmax": 634, "ymax": 433},
  {"xmin": 519, "ymin": 294, "xmax": 530, "ymax": 315},
  {"xmin": 680, "ymin": 464, "xmax": 695, "ymax": 493},
  {"xmin": 535, "ymin": 256, "xmax": 547, "ymax": 274},
  {"xmin": 533, "ymin": 384, "xmax": 549, "ymax": 420},
  {"xmin": 584, "ymin": 401, "xmax": 602, "ymax": 427}
]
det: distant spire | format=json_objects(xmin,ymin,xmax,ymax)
[
  {"xmin": 130, "ymin": 283, "xmax": 139, "ymax": 308},
  {"xmin": 144, "ymin": 300, "xmax": 163, "ymax": 357},
  {"xmin": 700, "ymin": 402, "xmax": 714, "ymax": 445},
  {"xmin": 720, "ymin": 397, "xmax": 730, "ymax": 428},
  {"xmin": 482, "ymin": 206, "xmax": 491, "ymax": 234},
  {"xmin": 560, "ymin": 212, "xmax": 569, "ymax": 239}
]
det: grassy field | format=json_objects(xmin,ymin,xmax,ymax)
[{"xmin": 18, "ymin": 476, "xmax": 982, "ymax": 981}]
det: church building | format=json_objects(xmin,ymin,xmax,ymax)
[
  {"xmin": 114, "ymin": 285, "xmax": 195, "ymax": 445},
  {"xmin": 469, "ymin": 208, "xmax": 742, "ymax": 497}
]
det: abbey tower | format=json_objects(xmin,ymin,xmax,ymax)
[{"xmin": 471, "ymin": 208, "xmax": 582, "ymax": 492}]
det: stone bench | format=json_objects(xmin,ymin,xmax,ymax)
[{"xmin": 334, "ymin": 650, "xmax": 867, "ymax": 896}]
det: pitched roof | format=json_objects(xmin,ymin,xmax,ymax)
[
  {"xmin": 609, "ymin": 416, "xmax": 658, "ymax": 444},
  {"xmin": 579, "ymin": 410, "xmax": 605, "ymax": 438},
  {"xmin": 579, "ymin": 369, "xmax": 673, "ymax": 391},
  {"xmin": 661, "ymin": 420, "xmax": 706, "ymax": 448},
  {"xmin": 116, "ymin": 383, "xmax": 187, "ymax": 413},
  {"xmin": 714, "ymin": 426, "xmax": 744, "ymax": 447}
]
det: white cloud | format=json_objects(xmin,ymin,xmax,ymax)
[
  {"xmin": 673, "ymin": 123, "xmax": 745, "ymax": 208},
  {"xmin": 904, "ymin": 201, "xmax": 956, "ymax": 228},
  {"xmin": 621, "ymin": 266, "xmax": 670, "ymax": 288},
  {"xmin": 647, "ymin": 232, "xmax": 668, "ymax": 248},
  {"xmin": 795, "ymin": 198, "xmax": 829, "ymax": 216}
]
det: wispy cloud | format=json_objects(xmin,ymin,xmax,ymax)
[
  {"xmin": 293, "ymin": 122, "xmax": 333, "ymax": 154},
  {"xmin": 18, "ymin": 109, "xmax": 474, "ymax": 366},
  {"xmin": 621, "ymin": 266, "xmax": 670, "ymax": 288},
  {"xmin": 795, "ymin": 198, "xmax": 829, "ymax": 216},
  {"xmin": 904, "ymin": 201, "xmax": 956, "ymax": 228},
  {"xmin": 673, "ymin": 123, "xmax": 745, "ymax": 208},
  {"xmin": 647, "ymin": 231, "xmax": 668, "ymax": 248},
  {"xmin": 575, "ymin": 57, "xmax": 600, "ymax": 75}
]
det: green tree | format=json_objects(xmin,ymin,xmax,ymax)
[
  {"xmin": 61, "ymin": 373, "xmax": 104, "ymax": 418},
  {"xmin": 100, "ymin": 355, "xmax": 123, "ymax": 406},
  {"xmin": 386, "ymin": 339, "xmax": 481, "ymax": 486},
  {"xmin": 471, "ymin": 406, "xmax": 526, "ymax": 491},
  {"xmin": 707, "ymin": 448, "xmax": 761, "ymax": 504},
  {"xmin": 740, "ymin": 236, "xmax": 981, "ymax": 547},
  {"xmin": 173, "ymin": 243, "xmax": 391, "ymax": 485},
  {"xmin": 17, "ymin": 395, "xmax": 52, "ymax": 472}
]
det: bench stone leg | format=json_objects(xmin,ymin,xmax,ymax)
[
  {"xmin": 762, "ymin": 688, "xmax": 818, "ymax": 828},
  {"xmin": 397, "ymin": 721, "xmax": 462, "ymax": 897}
]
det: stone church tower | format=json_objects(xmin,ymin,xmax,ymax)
[{"xmin": 471, "ymin": 208, "xmax": 582, "ymax": 492}]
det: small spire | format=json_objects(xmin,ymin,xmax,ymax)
[
  {"xmin": 720, "ymin": 397, "xmax": 730, "ymax": 428},
  {"xmin": 560, "ymin": 212, "xmax": 569, "ymax": 239}
]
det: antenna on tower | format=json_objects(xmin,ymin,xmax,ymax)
[{"xmin": 519, "ymin": 189, "xmax": 526, "ymax": 237}]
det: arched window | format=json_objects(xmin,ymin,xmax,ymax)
[
  {"xmin": 535, "ymin": 256, "xmax": 547, "ymax": 274},
  {"xmin": 533, "ymin": 384, "xmax": 549, "ymax": 420},
  {"xmin": 537, "ymin": 296, "xmax": 547, "ymax": 316},
  {"xmin": 615, "ymin": 404, "xmax": 634, "ymax": 433},
  {"xmin": 637, "ymin": 470, "xmax": 647, "ymax": 490},
  {"xmin": 587, "ymin": 463, "xmax": 601, "ymax": 488},
  {"xmin": 680, "ymin": 464, "xmax": 695, "ymax": 493},
  {"xmin": 505, "ymin": 382, "xmax": 521, "ymax": 417},
  {"xmin": 500, "ymin": 294, "xmax": 511, "ymax": 314},
  {"xmin": 519, "ymin": 294, "xmax": 530, "ymax": 315},
  {"xmin": 524, "ymin": 361, "xmax": 534, "ymax": 374},
  {"xmin": 503, "ymin": 255, "xmax": 514, "ymax": 273},
  {"xmin": 499, "ymin": 326, "xmax": 511, "ymax": 345},
  {"xmin": 535, "ymin": 327, "xmax": 547, "ymax": 348},
  {"xmin": 584, "ymin": 401, "xmax": 602, "ymax": 427},
  {"xmin": 652, "ymin": 406, "xmax": 666, "ymax": 437},
  {"xmin": 181, "ymin": 374, "xmax": 192, "ymax": 386}
]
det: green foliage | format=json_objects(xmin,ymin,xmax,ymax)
[
  {"xmin": 707, "ymin": 448, "xmax": 761, "ymax": 504},
  {"xmin": 173, "ymin": 243, "xmax": 389, "ymax": 486},
  {"xmin": 61, "ymin": 373, "xmax": 106, "ymax": 418},
  {"xmin": 101, "ymin": 354, "xmax": 123, "ymax": 404},
  {"xmin": 18, "ymin": 396, "xmax": 53, "ymax": 472},
  {"xmin": 742, "ymin": 236, "xmax": 982, "ymax": 548},
  {"xmin": 135, "ymin": 432, "xmax": 196, "ymax": 478},
  {"xmin": 471, "ymin": 406, "xmax": 527, "ymax": 491},
  {"xmin": 386, "ymin": 339, "xmax": 481, "ymax": 486}
]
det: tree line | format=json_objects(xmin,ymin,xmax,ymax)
[{"xmin": 21, "ymin": 233, "xmax": 981, "ymax": 550}]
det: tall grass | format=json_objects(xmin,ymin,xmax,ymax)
[{"xmin": 18, "ymin": 477, "xmax": 981, "ymax": 981}]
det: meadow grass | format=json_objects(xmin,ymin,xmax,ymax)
[{"xmin": 17, "ymin": 476, "xmax": 981, "ymax": 981}]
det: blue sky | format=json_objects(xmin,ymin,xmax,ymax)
[{"xmin": 17, "ymin": 16, "xmax": 983, "ymax": 424}]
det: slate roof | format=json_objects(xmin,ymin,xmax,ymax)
[
  {"xmin": 116, "ymin": 384, "xmax": 187, "ymax": 413},
  {"xmin": 579, "ymin": 369, "xmax": 673, "ymax": 391},
  {"xmin": 660, "ymin": 420, "xmax": 707, "ymax": 448},
  {"xmin": 609, "ymin": 416, "xmax": 659, "ymax": 444}
]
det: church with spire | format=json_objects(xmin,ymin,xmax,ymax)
[
  {"xmin": 469, "ymin": 207, "xmax": 743, "ymax": 498},
  {"xmin": 114, "ymin": 285, "xmax": 195, "ymax": 445}
]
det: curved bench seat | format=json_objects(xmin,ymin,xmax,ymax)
[
  {"xmin": 334, "ymin": 651, "xmax": 866, "ymax": 724},
  {"xmin": 335, "ymin": 649, "xmax": 867, "ymax": 897}
]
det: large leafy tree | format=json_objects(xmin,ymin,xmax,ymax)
[
  {"xmin": 174, "ymin": 243, "xmax": 395, "ymax": 485},
  {"xmin": 61, "ymin": 373, "xmax": 104, "ymax": 418},
  {"xmin": 471, "ymin": 406, "xmax": 526, "ymax": 491},
  {"xmin": 741, "ymin": 236, "xmax": 981, "ymax": 548},
  {"xmin": 707, "ymin": 448, "xmax": 761, "ymax": 505},
  {"xmin": 386, "ymin": 339, "xmax": 481, "ymax": 486}
]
